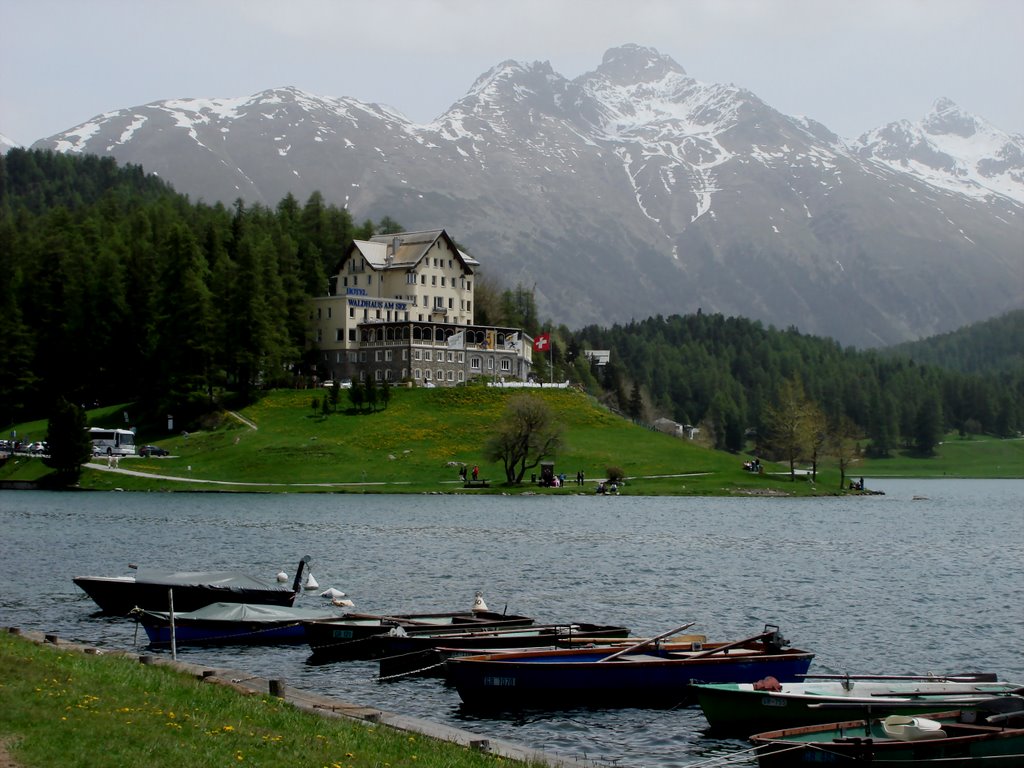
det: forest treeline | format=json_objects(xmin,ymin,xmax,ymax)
[{"xmin": 1, "ymin": 149, "xmax": 1021, "ymax": 454}]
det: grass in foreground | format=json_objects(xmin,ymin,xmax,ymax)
[{"xmin": 0, "ymin": 632, "xmax": 534, "ymax": 768}]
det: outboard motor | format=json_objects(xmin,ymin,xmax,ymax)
[{"xmin": 762, "ymin": 624, "xmax": 789, "ymax": 653}]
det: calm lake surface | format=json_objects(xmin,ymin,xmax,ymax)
[{"xmin": 2, "ymin": 479, "xmax": 1022, "ymax": 767}]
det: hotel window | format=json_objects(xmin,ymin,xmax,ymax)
[
  {"xmin": 359, "ymin": 370, "xmax": 366, "ymax": 381},
  {"xmin": 414, "ymin": 368, "xmax": 422, "ymax": 379},
  {"xmin": 348, "ymin": 329, "xmax": 356, "ymax": 342},
  {"xmin": 336, "ymin": 353, "xmax": 342, "ymax": 363},
  {"xmin": 375, "ymin": 350, "xmax": 382, "ymax": 362},
  {"xmin": 501, "ymin": 358, "xmax": 511, "ymax": 372},
  {"xmin": 401, "ymin": 368, "xmax": 408, "ymax": 379},
  {"xmin": 375, "ymin": 370, "xmax": 382, "ymax": 381},
  {"xmin": 402, "ymin": 350, "xmax": 408, "ymax": 360},
  {"xmin": 385, "ymin": 369, "xmax": 393, "ymax": 380},
  {"xmin": 385, "ymin": 350, "xmax": 393, "ymax": 361},
  {"xmin": 348, "ymin": 351, "xmax": 359, "ymax": 363},
  {"xmin": 447, "ymin": 371, "xmax": 455, "ymax": 382},
  {"xmin": 447, "ymin": 351, "xmax": 454, "ymax": 363},
  {"xmin": 448, "ymin": 298, "xmax": 454, "ymax": 309},
  {"xmin": 349, "ymin": 307, "xmax": 355, "ymax": 318},
  {"xmin": 359, "ymin": 351, "xmax": 366, "ymax": 362},
  {"xmin": 441, "ymin": 276, "xmax": 446, "ymax": 287},
  {"xmin": 367, "ymin": 275, "xmax": 373, "ymax": 284},
  {"xmin": 457, "ymin": 371, "xmax": 464, "ymax": 382},
  {"xmin": 467, "ymin": 281, "xmax": 472, "ymax": 291},
  {"xmin": 407, "ymin": 273, "xmax": 416, "ymax": 284},
  {"xmin": 317, "ymin": 308, "xmax": 322, "ymax": 319},
  {"xmin": 487, "ymin": 358, "xmax": 494, "ymax": 370},
  {"xmin": 436, "ymin": 369, "xmax": 444, "ymax": 381},
  {"xmin": 335, "ymin": 329, "xmax": 344, "ymax": 342},
  {"xmin": 353, "ymin": 276, "xmax": 358, "ymax": 286},
  {"xmin": 424, "ymin": 370, "xmax": 432, "ymax": 380},
  {"xmin": 424, "ymin": 350, "xmax": 433, "ymax": 362},
  {"xmin": 431, "ymin": 275, "xmax": 437, "ymax": 286},
  {"xmin": 343, "ymin": 277, "xmax": 349, "ymax": 287},
  {"xmin": 458, "ymin": 352, "xmax": 464, "ymax": 363},
  {"xmin": 421, "ymin": 274, "xmax": 426, "ymax": 284},
  {"xmin": 327, "ymin": 307, "xmax": 332, "ymax": 318},
  {"xmin": 414, "ymin": 349, "xmax": 421, "ymax": 361},
  {"xmin": 467, "ymin": 301, "xmax": 472, "ymax": 313},
  {"xmin": 470, "ymin": 356, "xmax": 481, "ymax": 371}
]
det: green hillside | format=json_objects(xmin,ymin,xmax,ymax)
[{"xmin": 5, "ymin": 386, "xmax": 1020, "ymax": 495}]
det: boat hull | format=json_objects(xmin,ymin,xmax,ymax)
[
  {"xmin": 137, "ymin": 603, "xmax": 343, "ymax": 647},
  {"xmin": 695, "ymin": 679, "xmax": 1024, "ymax": 735},
  {"xmin": 304, "ymin": 610, "xmax": 535, "ymax": 660},
  {"xmin": 751, "ymin": 706, "xmax": 1024, "ymax": 766},
  {"xmin": 447, "ymin": 646, "xmax": 815, "ymax": 710},
  {"xmin": 376, "ymin": 623, "xmax": 631, "ymax": 678},
  {"xmin": 74, "ymin": 576, "xmax": 298, "ymax": 615}
]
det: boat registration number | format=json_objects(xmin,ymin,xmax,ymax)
[
  {"xmin": 331, "ymin": 629, "xmax": 355, "ymax": 639},
  {"xmin": 761, "ymin": 697, "xmax": 788, "ymax": 707},
  {"xmin": 483, "ymin": 676, "xmax": 517, "ymax": 687}
]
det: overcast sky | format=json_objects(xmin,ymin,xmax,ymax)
[{"xmin": 3, "ymin": 0, "xmax": 1022, "ymax": 147}]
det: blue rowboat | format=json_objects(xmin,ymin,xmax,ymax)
[
  {"xmin": 136, "ymin": 601, "xmax": 345, "ymax": 646},
  {"xmin": 447, "ymin": 624, "xmax": 814, "ymax": 710}
]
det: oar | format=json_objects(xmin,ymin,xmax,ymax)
[
  {"xmin": 799, "ymin": 673, "xmax": 998, "ymax": 683},
  {"xmin": 597, "ymin": 622, "xmax": 696, "ymax": 663},
  {"xmin": 685, "ymin": 628, "xmax": 778, "ymax": 659}
]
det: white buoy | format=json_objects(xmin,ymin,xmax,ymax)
[
  {"xmin": 320, "ymin": 587, "xmax": 347, "ymax": 599},
  {"xmin": 276, "ymin": 571, "xmax": 288, "ymax": 583},
  {"xmin": 472, "ymin": 591, "xmax": 488, "ymax": 612},
  {"xmin": 304, "ymin": 573, "xmax": 319, "ymax": 590}
]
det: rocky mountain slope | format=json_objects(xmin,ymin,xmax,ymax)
[{"xmin": 32, "ymin": 45, "xmax": 1024, "ymax": 347}]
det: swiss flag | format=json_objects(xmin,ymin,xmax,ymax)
[{"xmin": 533, "ymin": 332, "xmax": 551, "ymax": 352}]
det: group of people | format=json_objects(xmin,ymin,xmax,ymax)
[
  {"xmin": 742, "ymin": 458, "xmax": 762, "ymax": 473},
  {"xmin": 458, "ymin": 465, "xmax": 480, "ymax": 482}
]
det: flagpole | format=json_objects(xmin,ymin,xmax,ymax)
[{"xmin": 549, "ymin": 332, "xmax": 553, "ymax": 385}]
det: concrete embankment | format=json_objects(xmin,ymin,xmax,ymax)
[{"xmin": 4, "ymin": 626, "xmax": 599, "ymax": 768}]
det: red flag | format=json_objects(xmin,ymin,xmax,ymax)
[{"xmin": 533, "ymin": 332, "xmax": 551, "ymax": 352}]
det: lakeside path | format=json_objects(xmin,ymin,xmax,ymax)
[
  {"xmin": 85, "ymin": 463, "xmax": 713, "ymax": 489},
  {"xmin": 3, "ymin": 627, "xmax": 595, "ymax": 768}
]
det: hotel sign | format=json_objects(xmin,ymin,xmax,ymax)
[{"xmin": 346, "ymin": 287, "xmax": 408, "ymax": 311}]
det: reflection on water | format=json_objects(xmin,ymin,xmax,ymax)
[{"xmin": 2, "ymin": 479, "xmax": 1022, "ymax": 768}]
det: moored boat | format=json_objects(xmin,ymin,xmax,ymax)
[
  {"xmin": 73, "ymin": 557, "xmax": 311, "ymax": 615},
  {"xmin": 446, "ymin": 624, "xmax": 814, "ymax": 710},
  {"xmin": 749, "ymin": 697, "xmax": 1024, "ymax": 766},
  {"xmin": 375, "ymin": 622, "xmax": 632, "ymax": 678},
  {"xmin": 694, "ymin": 673, "xmax": 1023, "ymax": 735},
  {"xmin": 135, "ymin": 601, "xmax": 347, "ymax": 646},
  {"xmin": 304, "ymin": 594, "xmax": 534, "ymax": 660}
]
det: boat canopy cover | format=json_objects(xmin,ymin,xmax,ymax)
[
  {"xmin": 142, "ymin": 601, "xmax": 342, "ymax": 623},
  {"xmin": 134, "ymin": 570, "xmax": 292, "ymax": 592}
]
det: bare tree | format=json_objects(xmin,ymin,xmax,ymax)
[
  {"xmin": 485, "ymin": 395, "xmax": 563, "ymax": 484},
  {"xmin": 762, "ymin": 377, "xmax": 814, "ymax": 481},
  {"xmin": 829, "ymin": 414, "xmax": 862, "ymax": 490}
]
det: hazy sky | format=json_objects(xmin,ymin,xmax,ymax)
[{"xmin": 2, "ymin": 0, "xmax": 1022, "ymax": 146}]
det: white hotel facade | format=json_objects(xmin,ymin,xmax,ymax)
[{"xmin": 308, "ymin": 229, "xmax": 534, "ymax": 386}]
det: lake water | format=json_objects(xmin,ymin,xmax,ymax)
[{"xmin": 2, "ymin": 479, "xmax": 1022, "ymax": 767}]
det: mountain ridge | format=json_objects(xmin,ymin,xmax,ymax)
[{"xmin": 28, "ymin": 45, "xmax": 1024, "ymax": 347}]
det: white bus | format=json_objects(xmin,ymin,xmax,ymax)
[{"xmin": 87, "ymin": 427, "xmax": 137, "ymax": 456}]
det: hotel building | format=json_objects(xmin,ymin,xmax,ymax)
[{"xmin": 308, "ymin": 229, "xmax": 533, "ymax": 386}]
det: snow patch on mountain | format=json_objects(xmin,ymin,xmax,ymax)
[{"xmin": 853, "ymin": 98, "xmax": 1024, "ymax": 203}]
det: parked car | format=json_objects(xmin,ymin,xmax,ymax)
[{"xmin": 139, "ymin": 445, "xmax": 169, "ymax": 457}]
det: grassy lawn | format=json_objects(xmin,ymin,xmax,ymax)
[
  {"xmin": 0, "ymin": 631, "xmax": 537, "ymax": 768},
  {"xmin": 3, "ymin": 386, "xmax": 1020, "ymax": 494}
]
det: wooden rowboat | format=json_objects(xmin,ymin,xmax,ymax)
[
  {"xmin": 446, "ymin": 624, "xmax": 815, "ymax": 710},
  {"xmin": 750, "ymin": 697, "xmax": 1024, "ymax": 766},
  {"xmin": 694, "ymin": 673, "xmax": 1024, "ymax": 735}
]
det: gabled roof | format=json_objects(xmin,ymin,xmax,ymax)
[{"xmin": 343, "ymin": 228, "xmax": 479, "ymax": 273}]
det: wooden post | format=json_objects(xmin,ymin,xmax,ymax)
[{"xmin": 168, "ymin": 588, "xmax": 177, "ymax": 661}]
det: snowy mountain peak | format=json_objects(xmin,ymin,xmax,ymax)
[
  {"xmin": 922, "ymin": 97, "xmax": 979, "ymax": 138},
  {"xmin": 593, "ymin": 44, "xmax": 687, "ymax": 84}
]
